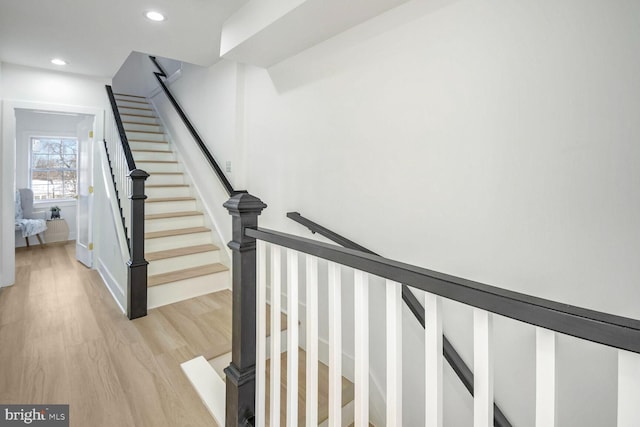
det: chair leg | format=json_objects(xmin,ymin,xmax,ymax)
[
  {"xmin": 36, "ymin": 234, "xmax": 44, "ymax": 247},
  {"xmin": 25, "ymin": 236, "xmax": 30, "ymax": 247}
]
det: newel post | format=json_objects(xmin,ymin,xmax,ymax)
[
  {"xmin": 224, "ymin": 192, "xmax": 267, "ymax": 426},
  {"xmin": 127, "ymin": 168, "xmax": 149, "ymax": 320}
]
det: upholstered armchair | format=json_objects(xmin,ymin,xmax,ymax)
[{"xmin": 15, "ymin": 188, "xmax": 47, "ymax": 247}]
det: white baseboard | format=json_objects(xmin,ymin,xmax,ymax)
[{"xmin": 96, "ymin": 257, "xmax": 126, "ymax": 314}]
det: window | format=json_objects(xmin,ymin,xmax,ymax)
[{"xmin": 30, "ymin": 137, "xmax": 78, "ymax": 200}]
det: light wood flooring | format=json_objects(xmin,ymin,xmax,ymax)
[{"xmin": 0, "ymin": 243, "xmax": 231, "ymax": 427}]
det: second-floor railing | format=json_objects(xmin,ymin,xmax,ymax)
[
  {"xmin": 224, "ymin": 192, "xmax": 640, "ymax": 426},
  {"xmin": 104, "ymin": 85, "xmax": 149, "ymax": 320},
  {"xmin": 286, "ymin": 211, "xmax": 512, "ymax": 426}
]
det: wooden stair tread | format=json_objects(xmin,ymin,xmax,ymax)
[
  {"xmin": 123, "ymin": 120, "xmax": 160, "ymax": 125},
  {"xmin": 116, "ymin": 99, "xmax": 150, "ymax": 105},
  {"xmin": 128, "ymin": 139, "xmax": 168, "ymax": 143},
  {"xmin": 145, "ymin": 226, "xmax": 211, "ymax": 239},
  {"xmin": 148, "ymin": 263, "xmax": 228, "ymax": 287},
  {"xmin": 120, "ymin": 113, "xmax": 158, "ymax": 118},
  {"xmin": 146, "ymin": 197, "xmax": 195, "ymax": 203},
  {"xmin": 145, "ymin": 211, "xmax": 202, "ymax": 220},
  {"xmin": 117, "ymin": 105, "xmax": 152, "ymax": 110},
  {"xmin": 265, "ymin": 304, "xmax": 288, "ymax": 336},
  {"xmin": 137, "ymin": 160, "xmax": 179, "ymax": 164},
  {"xmin": 264, "ymin": 348, "xmax": 355, "ymax": 426},
  {"xmin": 126, "ymin": 130, "xmax": 164, "ymax": 134},
  {"xmin": 114, "ymin": 92, "xmax": 146, "ymax": 99},
  {"xmin": 132, "ymin": 149, "xmax": 173, "ymax": 153},
  {"xmin": 146, "ymin": 244, "xmax": 220, "ymax": 261}
]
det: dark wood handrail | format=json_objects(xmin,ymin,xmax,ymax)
[
  {"xmin": 248, "ymin": 226, "xmax": 640, "ymax": 354},
  {"xmin": 104, "ymin": 85, "xmax": 149, "ymax": 320},
  {"xmin": 287, "ymin": 212, "xmax": 511, "ymax": 427},
  {"xmin": 105, "ymin": 85, "xmax": 137, "ymax": 171},
  {"xmin": 149, "ymin": 56, "xmax": 239, "ymax": 197}
]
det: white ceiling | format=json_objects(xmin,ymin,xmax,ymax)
[{"xmin": 0, "ymin": 0, "xmax": 248, "ymax": 78}]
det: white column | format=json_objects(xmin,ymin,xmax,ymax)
[
  {"xmin": 425, "ymin": 293, "xmax": 443, "ymax": 427},
  {"xmin": 305, "ymin": 255, "xmax": 319, "ymax": 427},
  {"xmin": 386, "ymin": 280, "xmax": 402, "ymax": 427},
  {"xmin": 473, "ymin": 308, "xmax": 493, "ymax": 427},
  {"xmin": 618, "ymin": 349, "xmax": 640, "ymax": 427},
  {"xmin": 269, "ymin": 245, "xmax": 281, "ymax": 427},
  {"xmin": 255, "ymin": 241, "xmax": 267, "ymax": 427},
  {"xmin": 286, "ymin": 249, "xmax": 299, "ymax": 426},
  {"xmin": 328, "ymin": 262, "xmax": 342, "ymax": 427},
  {"xmin": 535, "ymin": 328, "xmax": 556, "ymax": 427},
  {"xmin": 354, "ymin": 270, "xmax": 369, "ymax": 426}
]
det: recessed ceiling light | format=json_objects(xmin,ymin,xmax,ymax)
[
  {"xmin": 51, "ymin": 58, "xmax": 66, "ymax": 66},
  {"xmin": 145, "ymin": 11, "xmax": 165, "ymax": 22}
]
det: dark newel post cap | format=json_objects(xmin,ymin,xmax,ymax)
[
  {"xmin": 224, "ymin": 193, "xmax": 267, "ymax": 216},
  {"xmin": 129, "ymin": 169, "xmax": 150, "ymax": 180}
]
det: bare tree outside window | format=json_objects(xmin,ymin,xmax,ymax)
[{"xmin": 31, "ymin": 137, "xmax": 78, "ymax": 200}]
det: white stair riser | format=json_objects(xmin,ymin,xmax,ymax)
[
  {"xmin": 116, "ymin": 100, "xmax": 151, "ymax": 109},
  {"xmin": 137, "ymin": 162, "xmax": 180, "ymax": 173},
  {"xmin": 146, "ymin": 231, "xmax": 212, "ymax": 252},
  {"xmin": 145, "ymin": 186, "xmax": 191, "ymax": 198},
  {"xmin": 114, "ymin": 95, "xmax": 147, "ymax": 103},
  {"xmin": 146, "ymin": 173, "xmax": 185, "ymax": 186},
  {"xmin": 125, "ymin": 131, "xmax": 166, "ymax": 142},
  {"xmin": 123, "ymin": 122, "xmax": 163, "ymax": 133},
  {"xmin": 148, "ymin": 250, "xmax": 221, "ymax": 275},
  {"xmin": 145, "ymin": 199, "xmax": 197, "ymax": 215},
  {"xmin": 148, "ymin": 270, "xmax": 230, "ymax": 309},
  {"xmin": 131, "ymin": 151, "xmax": 176, "ymax": 162},
  {"xmin": 129, "ymin": 141, "xmax": 170, "ymax": 151},
  {"xmin": 118, "ymin": 107, "xmax": 155, "ymax": 117},
  {"xmin": 120, "ymin": 114, "xmax": 158, "ymax": 125},
  {"xmin": 145, "ymin": 215, "xmax": 204, "ymax": 232}
]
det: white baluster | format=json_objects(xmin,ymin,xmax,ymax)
[
  {"xmin": 386, "ymin": 280, "xmax": 402, "ymax": 427},
  {"xmin": 535, "ymin": 328, "xmax": 556, "ymax": 427},
  {"xmin": 425, "ymin": 293, "xmax": 443, "ymax": 427},
  {"xmin": 306, "ymin": 255, "xmax": 319, "ymax": 427},
  {"xmin": 473, "ymin": 308, "xmax": 493, "ymax": 427},
  {"xmin": 354, "ymin": 270, "xmax": 369, "ymax": 426},
  {"xmin": 618, "ymin": 349, "xmax": 640, "ymax": 426},
  {"xmin": 270, "ymin": 246, "xmax": 281, "ymax": 427},
  {"xmin": 255, "ymin": 241, "xmax": 267, "ymax": 427},
  {"xmin": 328, "ymin": 262, "xmax": 342, "ymax": 427},
  {"xmin": 286, "ymin": 249, "xmax": 299, "ymax": 426}
]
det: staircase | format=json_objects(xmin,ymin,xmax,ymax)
[
  {"xmin": 113, "ymin": 93, "xmax": 230, "ymax": 308},
  {"xmin": 182, "ymin": 302, "xmax": 361, "ymax": 426}
]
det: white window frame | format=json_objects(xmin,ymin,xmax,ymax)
[{"xmin": 29, "ymin": 135, "xmax": 79, "ymax": 202}]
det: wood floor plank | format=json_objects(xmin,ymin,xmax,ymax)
[{"xmin": 0, "ymin": 243, "xmax": 221, "ymax": 427}]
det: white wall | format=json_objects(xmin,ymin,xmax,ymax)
[
  {"xmin": 146, "ymin": 60, "xmax": 244, "ymax": 256},
  {"xmin": 1, "ymin": 63, "xmax": 109, "ymax": 286},
  {"xmin": 131, "ymin": 0, "xmax": 640, "ymax": 425}
]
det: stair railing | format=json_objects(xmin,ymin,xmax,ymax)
[
  {"xmin": 224, "ymin": 192, "xmax": 640, "ymax": 426},
  {"xmin": 285, "ymin": 212, "xmax": 512, "ymax": 426},
  {"xmin": 104, "ymin": 85, "xmax": 149, "ymax": 320},
  {"xmin": 148, "ymin": 56, "xmax": 240, "ymax": 197}
]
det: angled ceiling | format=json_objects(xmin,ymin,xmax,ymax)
[{"xmin": 0, "ymin": 0, "xmax": 248, "ymax": 78}]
